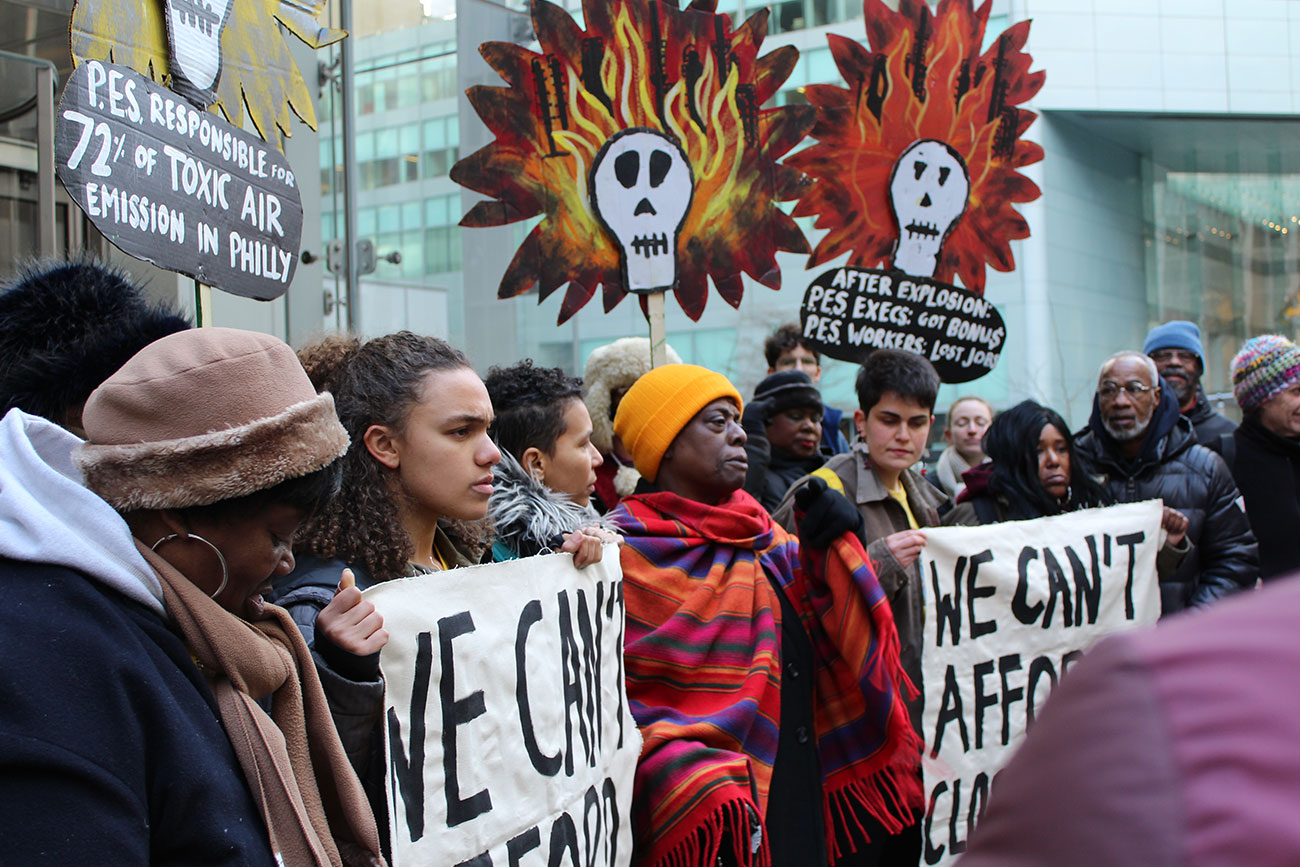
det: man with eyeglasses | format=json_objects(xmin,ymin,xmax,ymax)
[
  {"xmin": 1144, "ymin": 320, "xmax": 1237, "ymax": 444},
  {"xmin": 1075, "ymin": 351, "xmax": 1258, "ymax": 616}
]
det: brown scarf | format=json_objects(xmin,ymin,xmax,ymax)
[{"xmin": 138, "ymin": 543, "xmax": 386, "ymax": 867}]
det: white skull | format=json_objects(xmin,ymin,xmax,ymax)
[
  {"xmin": 166, "ymin": 0, "xmax": 234, "ymax": 102},
  {"xmin": 888, "ymin": 139, "xmax": 970, "ymax": 278},
  {"xmin": 590, "ymin": 129, "xmax": 694, "ymax": 293}
]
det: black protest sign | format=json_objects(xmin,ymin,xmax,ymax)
[
  {"xmin": 56, "ymin": 59, "xmax": 302, "ymax": 300},
  {"xmin": 917, "ymin": 503, "xmax": 1163, "ymax": 866},
  {"xmin": 798, "ymin": 266, "xmax": 1006, "ymax": 383}
]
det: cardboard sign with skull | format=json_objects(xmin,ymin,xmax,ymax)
[
  {"xmin": 451, "ymin": 0, "xmax": 816, "ymax": 324},
  {"xmin": 589, "ymin": 128, "xmax": 693, "ymax": 294},
  {"xmin": 789, "ymin": 0, "xmax": 1044, "ymax": 382}
]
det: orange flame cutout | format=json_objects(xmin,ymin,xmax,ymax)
[
  {"xmin": 451, "ymin": 0, "xmax": 813, "ymax": 323},
  {"xmin": 788, "ymin": 0, "xmax": 1045, "ymax": 293}
]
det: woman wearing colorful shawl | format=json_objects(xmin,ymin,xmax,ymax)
[{"xmin": 606, "ymin": 364, "xmax": 920, "ymax": 867}]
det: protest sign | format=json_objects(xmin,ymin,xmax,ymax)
[
  {"xmin": 56, "ymin": 58, "xmax": 303, "ymax": 300},
  {"xmin": 365, "ymin": 546, "xmax": 638, "ymax": 866},
  {"xmin": 918, "ymin": 501, "xmax": 1163, "ymax": 865},
  {"xmin": 799, "ymin": 266, "xmax": 1006, "ymax": 382}
]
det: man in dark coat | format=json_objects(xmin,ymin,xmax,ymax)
[
  {"xmin": 1144, "ymin": 320, "xmax": 1236, "ymax": 444},
  {"xmin": 1213, "ymin": 335, "xmax": 1300, "ymax": 581},
  {"xmin": 1075, "ymin": 350, "xmax": 1258, "ymax": 615}
]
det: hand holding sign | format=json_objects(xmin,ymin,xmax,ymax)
[
  {"xmin": 1161, "ymin": 506, "xmax": 1189, "ymax": 547},
  {"xmin": 885, "ymin": 529, "xmax": 928, "ymax": 570},
  {"xmin": 317, "ymin": 568, "xmax": 388, "ymax": 656}
]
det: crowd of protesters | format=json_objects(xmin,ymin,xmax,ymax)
[{"xmin": 3, "ymin": 260, "xmax": 1300, "ymax": 865}]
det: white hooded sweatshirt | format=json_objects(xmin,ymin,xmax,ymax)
[{"xmin": 0, "ymin": 408, "xmax": 163, "ymax": 615}]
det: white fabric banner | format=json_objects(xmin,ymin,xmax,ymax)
[
  {"xmin": 917, "ymin": 501, "xmax": 1164, "ymax": 866},
  {"xmin": 365, "ymin": 545, "xmax": 639, "ymax": 866}
]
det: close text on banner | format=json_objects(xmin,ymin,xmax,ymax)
[
  {"xmin": 365, "ymin": 545, "xmax": 639, "ymax": 866},
  {"xmin": 918, "ymin": 501, "xmax": 1164, "ymax": 866}
]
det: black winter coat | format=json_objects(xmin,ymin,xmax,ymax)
[
  {"xmin": 1076, "ymin": 394, "xmax": 1258, "ymax": 616},
  {"xmin": 1212, "ymin": 417, "xmax": 1300, "ymax": 581},
  {"xmin": 0, "ymin": 558, "xmax": 276, "ymax": 865},
  {"xmin": 1185, "ymin": 389, "xmax": 1237, "ymax": 445}
]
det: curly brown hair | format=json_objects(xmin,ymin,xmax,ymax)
[{"xmin": 293, "ymin": 332, "xmax": 470, "ymax": 580}]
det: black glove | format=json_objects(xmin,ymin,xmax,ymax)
[
  {"xmin": 741, "ymin": 396, "xmax": 773, "ymax": 437},
  {"xmin": 794, "ymin": 476, "xmax": 862, "ymax": 549}
]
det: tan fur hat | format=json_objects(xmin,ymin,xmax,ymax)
[
  {"xmin": 75, "ymin": 327, "xmax": 349, "ymax": 510},
  {"xmin": 583, "ymin": 336, "xmax": 682, "ymax": 454}
]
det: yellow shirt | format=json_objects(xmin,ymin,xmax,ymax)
[{"xmin": 888, "ymin": 483, "xmax": 919, "ymax": 530}]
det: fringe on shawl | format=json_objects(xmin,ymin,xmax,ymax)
[
  {"xmin": 645, "ymin": 799, "xmax": 771, "ymax": 867},
  {"xmin": 823, "ymin": 754, "xmax": 924, "ymax": 862}
]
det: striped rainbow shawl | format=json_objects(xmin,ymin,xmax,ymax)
[{"xmin": 608, "ymin": 489, "xmax": 920, "ymax": 867}]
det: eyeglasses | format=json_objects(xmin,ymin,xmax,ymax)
[
  {"xmin": 1150, "ymin": 349, "xmax": 1198, "ymax": 365},
  {"xmin": 1097, "ymin": 382, "xmax": 1153, "ymax": 400}
]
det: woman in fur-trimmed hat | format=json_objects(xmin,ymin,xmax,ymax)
[
  {"xmin": 582, "ymin": 336, "xmax": 681, "ymax": 512},
  {"xmin": 0, "ymin": 327, "xmax": 384, "ymax": 866}
]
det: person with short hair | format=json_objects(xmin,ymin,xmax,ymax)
[
  {"xmin": 607, "ymin": 363, "xmax": 919, "ymax": 867},
  {"xmin": 1144, "ymin": 320, "xmax": 1236, "ymax": 444},
  {"xmin": 0, "ymin": 328, "xmax": 383, "ymax": 864},
  {"xmin": 742, "ymin": 369, "xmax": 828, "ymax": 511},
  {"xmin": 0, "ymin": 260, "xmax": 189, "ymax": 434},
  {"xmin": 932, "ymin": 395, "xmax": 993, "ymax": 498},
  {"xmin": 1213, "ymin": 335, "xmax": 1300, "ymax": 581},
  {"xmin": 483, "ymin": 359, "xmax": 615, "ymax": 563},
  {"xmin": 1075, "ymin": 350, "xmax": 1257, "ymax": 615},
  {"xmin": 764, "ymin": 322, "xmax": 850, "ymax": 454},
  {"xmin": 774, "ymin": 348, "xmax": 950, "ymax": 864}
]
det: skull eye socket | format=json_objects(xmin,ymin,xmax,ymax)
[
  {"xmin": 649, "ymin": 149, "xmax": 672, "ymax": 187},
  {"xmin": 913, "ymin": 160, "xmax": 927, "ymax": 180},
  {"xmin": 615, "ymin": 151, "xmax": 640, "ymax": 188},
  {"xmin": 938, "ymin": 166, "xmax": 951, "ymax": 185}
]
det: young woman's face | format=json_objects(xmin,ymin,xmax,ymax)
[
  {"xmin": 537, "ymin": 399, "xmax": 603, "ymax": 507},
  {"xmin": 160, "ymin": 502, "xmax": 305, "ymax": 620},
  {"xmin": 385, "ymin": 367, "xmax": 501, "ymax": 523},
  {"xmin": 656, "ymin": 398, "xmax": 747, "ymax": 505},
  {"xmin": 855, "ymin": 391, "xmax": 932, "ymax": 481},
  {"xmin": 1036, "ymin": 423, "xmax": 1071, "ymax": 501}
]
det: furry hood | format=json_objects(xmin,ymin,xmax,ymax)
[
  {"xmin": 583, "ymin": 336, "xmax": 682, "ymax": 454},
  {"xmin": 0, "ymin": 409, "xmax": 164, "ymax": 615},
  {"xmin": 489, "ymin": 449, "xmax": 603, "ymax": 559}
]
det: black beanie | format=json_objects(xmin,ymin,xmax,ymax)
[{"xmin": 753, "ymin": 370, "xmax": 822, "ymax": 419}]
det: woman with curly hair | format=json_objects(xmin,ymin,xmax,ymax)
[{"xmin": 268, "ymin": 331, "xmax": 501, "ymax": 813}]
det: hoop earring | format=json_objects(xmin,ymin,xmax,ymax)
[{"xmin": 152, "ymin": 533, "xmax": 230, "ymax": 599}]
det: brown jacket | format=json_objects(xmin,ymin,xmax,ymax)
[{"xmin": 774, "ymin": 442, "xmax": 949, "ymax": 728}]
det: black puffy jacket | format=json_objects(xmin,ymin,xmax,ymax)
[{"xmin": 1076, "ymin": 388, "xmax": 1258, "ymax": 616}]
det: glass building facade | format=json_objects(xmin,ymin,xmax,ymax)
[{"xmin": 6, "ymin": 0, "xmax": 1300, "ymax": 435}]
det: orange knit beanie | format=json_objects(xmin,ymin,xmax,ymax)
[{"xmin": 613, "ymin": 363, "xmax": 742, "ymax": 482}]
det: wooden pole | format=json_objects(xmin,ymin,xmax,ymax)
[
  {"xmin": 195, "ymin": 280, "xmax": 213, "ymax": 327},
  {"xmin": 646, "ymin": 291, "xmax": 667, "ymax": 367}
]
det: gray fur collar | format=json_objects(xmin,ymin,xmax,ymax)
[{"xmin": 489, "ymin": 449, "xmax": 602, "ymax": 558}]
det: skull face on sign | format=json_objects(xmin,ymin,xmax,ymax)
[
  {"xmin": 888, "ymin": 139, "xmax": 970, "ymax": 278},
  {"xmin": 590, "ymin": 128, "xmax": 694, "ymax": 293}
]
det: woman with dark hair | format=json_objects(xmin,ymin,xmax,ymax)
[
  {"xmin": 483, "ymin": 360, "xmax": 616, "ymax": 563},
  {"xmin": 945, "ymin": 401, "xmax": 1191, "ymax": 558},
  {"xmin": 0, "ymin": 328, "xmax": 383, "ymax": 865},
  {"xmin": 945, "ymin": 400, "xmax": 1110, "ymax": 524},
  {"xmin": 268, "ymin": 332, "xmax": 501, "ymax": 802}
]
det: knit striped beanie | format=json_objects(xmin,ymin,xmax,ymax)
[{"xmin": 1232, "ymin": 334, "xmax": 1300, "ymax": 412}]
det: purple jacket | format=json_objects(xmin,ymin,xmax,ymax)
[{"xmin": 959, "ymin": 578, "xmax": 1300, "ymax": 867}]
